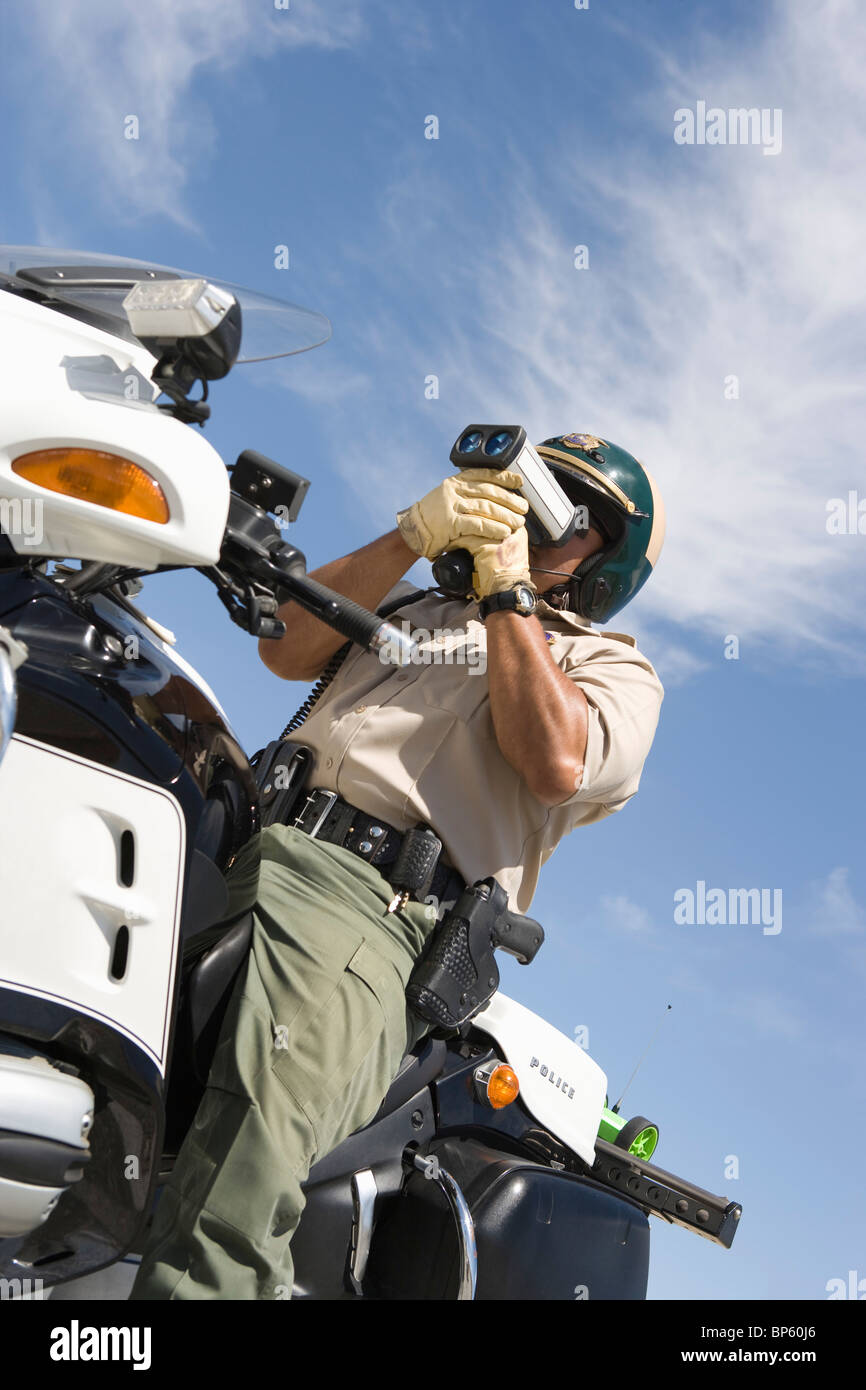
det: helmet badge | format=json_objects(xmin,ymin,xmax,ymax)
[{"xmin": 561, "ymin": 433, "xmax": 607, "ymax": 452}]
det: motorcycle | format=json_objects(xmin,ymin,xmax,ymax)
[{"xmin": 0, "ymin": 247, "xmax": 741, "ymax": 1301}]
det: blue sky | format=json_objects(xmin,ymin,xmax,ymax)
[{"xmin": 2, "ymin": 0, "xmax": 864, "ymax": 1300}]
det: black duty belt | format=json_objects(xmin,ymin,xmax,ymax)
[{"xmin": 291, "ymin": 788, "xmax": 463, "ymax": 907}]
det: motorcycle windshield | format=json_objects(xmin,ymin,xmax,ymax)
[{"xmin": 0, "ymin": 245, "xmax": 331, "ymax": 364}]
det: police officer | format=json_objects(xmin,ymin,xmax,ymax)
[{"xmin": 131, "ymin": 431, "xmax": 666, "ymax": 1299}]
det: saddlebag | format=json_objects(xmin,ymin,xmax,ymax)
[{"xmin": 365, "ymin": 1136, "xmax": 650, "ymax": 1300}]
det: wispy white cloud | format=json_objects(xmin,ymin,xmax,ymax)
[
  {"xmin": 309, "ymin": 0, "xmax": 866, "ymax": 670},
  {"xmin": 600, "ymin": 893, "xmax": 654, "ymax": 934},
  {"xmin": 11, "ymin": 0, "xmax": 866, "ymax": 676},
  {"xmin": 10, "ymin": 0, "xmax": 365, "ymax": 227},
  {"xmin": 623, "ymin": 634, "xmax": 710, "ymax": 687},
  {"xmin": 663, "ymin": 962, "xmax": 805, "ymax": 1040},
  {"xmin": 805, "ymin": 866, "xmax": 865, "ymax": 937},
  {"xmin": 730, "ymin": 988, "xmax": 804, "ymax": 1040}
]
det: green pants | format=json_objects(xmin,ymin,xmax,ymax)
[{"xmin": 130, "ymin": 823, "xmax": 435, "ymax": 1300}]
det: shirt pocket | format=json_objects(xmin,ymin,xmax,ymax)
[
  {"xmin": 420, "ymin": 665, "xmax": 490, "ymax": 724},
  {"xmin": 417, "ymin": 628, "xmax": 490, "ymax": 724}
]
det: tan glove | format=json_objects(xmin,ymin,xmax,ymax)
[
  {"xmin": 465, "ymin": 525, "xmax": 535, "ymax": 600},
  {"xmin": 396, "ymin": 468, "xmax": 528, "ymax": 560}
]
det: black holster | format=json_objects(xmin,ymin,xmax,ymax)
[{"xmin": 405, "ymin": 877, "xmax": 544, "ymax": 1029}]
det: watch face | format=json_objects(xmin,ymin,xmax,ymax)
[{"xmin": 515, "ymin": 585, "xmax": 536, "ymax": 613}]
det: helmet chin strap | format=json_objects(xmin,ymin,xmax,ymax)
[
  {"xmin": 528, "ymin": 565, "xmax": 581, "ymax": 612},
  {"xmin": 529, "ymin": 558, "xmax": 601, "ymax": 615}
]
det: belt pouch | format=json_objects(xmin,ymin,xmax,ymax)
[{"xmin": 254, "ymin": 739, "xmax": 314, "ymax": 828}]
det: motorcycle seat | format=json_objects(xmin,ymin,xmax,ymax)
[{"xmin": 185, "ymin": 913, "xmax": 254, "ymax": 1084}]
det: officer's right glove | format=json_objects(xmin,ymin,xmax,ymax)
[
  {"xmin": 466, "ymin": 525, "xmax": 534, "ymax": 599},
  {"xmin": 396, "ymin": 468, "xmax": 529, "ymax": 560}
]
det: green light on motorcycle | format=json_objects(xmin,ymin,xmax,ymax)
[
  {"xmin": 624, "ymin": 1122, "xmax": 659, "ymax": 1161},
  {"xmin": 598, "ymin": 1106, "xmax": 660, "ymax": 1161}
]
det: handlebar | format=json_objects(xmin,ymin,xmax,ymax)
[
  {"xmin": 280, "ymin": 568, "xmax": 415, "ymax": 664},
  {"xmin": 210, "ymin": 494, "xmax": 418, "ymax": 666}
]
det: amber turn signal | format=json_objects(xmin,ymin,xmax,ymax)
[
  {"xmin": 12, "ymin": 448, "xmax": 169, "ymax": 524},
  {"xmin": 475, "ymin": 1062, "xmax": 520, "ymax": 1110}
]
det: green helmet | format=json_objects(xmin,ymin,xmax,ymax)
[{"xmin": 534, "ymin": 432, "xmax": 666, "ymax": 624}]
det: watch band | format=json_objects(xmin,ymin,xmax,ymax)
[{"xmin": 478, "ymin": 585, "xmax": 538, "ymax": 620}]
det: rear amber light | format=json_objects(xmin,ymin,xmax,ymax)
[{"xmin": 12, "ymin": 448, "xmax": 169, "ymax": 524}]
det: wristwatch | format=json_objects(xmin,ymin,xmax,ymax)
[{"xmin": 478, "ymin": 583, "xmax": 538, "ymax": 620}]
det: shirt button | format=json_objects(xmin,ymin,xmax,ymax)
[
  {"xmin": 325, "ymin": 757, "xmax": 333, "ymax": 769},
  {"xmin": 355, "ymin": 704, "xmax": 367, "ymax": 713}
]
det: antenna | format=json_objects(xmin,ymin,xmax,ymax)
[{"xmin": 611, "ymin": 1004, "xmax": 672, "ymax": 1114}]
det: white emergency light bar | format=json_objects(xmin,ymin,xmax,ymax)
[{"xmin": 122, "ymin": 279, "xmax": 236, "ymax": 340}]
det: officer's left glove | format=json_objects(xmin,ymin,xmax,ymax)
[{"xmin": 462, "ymin": 524, "xmax": 535, "ymax": 600}]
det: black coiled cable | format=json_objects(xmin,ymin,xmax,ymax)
[
  {"xmin": 278, "ymin": 584, "xmax": 432, "ymax": 740},
  {"xmin": 280, "ymin": 639, "xmax": 352, "ymax": 738}
]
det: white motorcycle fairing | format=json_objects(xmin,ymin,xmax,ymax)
[
  {"xmin": 0, "ymin": 290, "xmax": 230, "ymax": 570},
  {"xmin": 472, "ymin": 991, "xmax": 607, "ymax": 1167},
  {"xmin": 0, "ymin": 733, "xmax": 185, "ymax": 1073}
]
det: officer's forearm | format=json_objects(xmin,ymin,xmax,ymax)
[
  {"xmin": 484, "ymin": 612, "xmax": 589, "ymax": 806},
  {"xmin": 259, "ymin": 528, "xmax": 418, "ymax": 680}
]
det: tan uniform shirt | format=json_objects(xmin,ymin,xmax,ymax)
[{"xmin": 296, "ymin": 582, "xmax": 664, "ymax": 913}]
